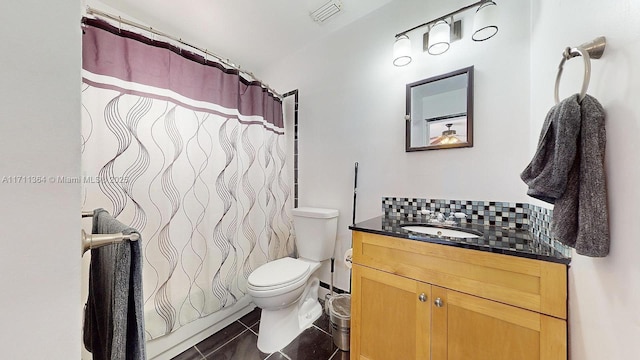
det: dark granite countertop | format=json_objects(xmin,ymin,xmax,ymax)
[{"xmin": 349, "ymin": 216, "xmax": 571, "ymax": 265}]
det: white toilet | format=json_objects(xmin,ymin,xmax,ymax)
[{"xmin": 247, "ymin": 207, "xmax": 339, "ymax": 353}]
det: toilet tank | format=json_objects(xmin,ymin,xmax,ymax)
[{"xmin": 292, "ymin": 207, "xmax": 339, "ymax": 262}]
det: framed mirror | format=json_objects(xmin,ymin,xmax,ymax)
[{"xmin": 406, "ymin": 66, "xmax": 474, "ymax": 151}]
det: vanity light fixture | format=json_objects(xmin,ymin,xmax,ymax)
[
  {"xmin": 393, "ymin": 34, "xmax": 412, "ymax": 66},
  {"xmin": 472, "ymin": 1, "xmax": 499, "ymax": 41},
  {"xmin": 393, "ymin": 0, "xmax": 499, "ymax": 66},
  {"xmin": 427, "ymin": 19, "xmax": 451, "ymax": 55}
]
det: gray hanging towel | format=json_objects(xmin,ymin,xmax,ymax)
[
  {"xmin": 521, "ymin": 94, "xmax": 609, "ymax": 257},
  {"xmin": 520, "ymin": 96, "xmax": 582, "ymax": 203},
  {"xmin": 83, "ymin": 208, "xmax": 146, "ymax": 359}
]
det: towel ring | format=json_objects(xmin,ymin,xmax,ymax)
[{"xmin": 554, "ymin": 46, "xmax": 591, "ymax": 104}]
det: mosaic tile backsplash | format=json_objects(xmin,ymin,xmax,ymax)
[{"xmin": 382, "ymin": 197, "xmax": 571, "ymax": 257}]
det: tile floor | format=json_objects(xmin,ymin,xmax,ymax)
[{"xmin": 171, "ymin": 306, "xmax": 349, "ymax": 360}]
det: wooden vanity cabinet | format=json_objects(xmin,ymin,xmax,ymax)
[
  {"xmin": 350, "ymin": 231, "xmax": 567, "ymax": 360},
  {"xmin": 352, "ymin": 264, "xmax": 432, "ymax": 359}
]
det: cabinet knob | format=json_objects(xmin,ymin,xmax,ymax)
[
  {"xmin": 434, "ymin": 298, "xmax": 444, "ymax": 307},
  {"xmin": 418, "ymin": 293, "xmax": 427, "ymax": 302}
]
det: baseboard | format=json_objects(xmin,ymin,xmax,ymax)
[{"xmin": 319, "ymin": 281, "xmax": 349, "ymax": 294}]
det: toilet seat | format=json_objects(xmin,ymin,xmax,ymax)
[{"xmin": 247, "ymin": 257, "xmax": 310, "ymax": 291}]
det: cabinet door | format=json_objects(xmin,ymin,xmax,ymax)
[
  {"xmin": 431, "ymin": 286, "xmax": 566, "ymax": 360},
  {"xmin": 351, "ymin": 264, "xmax": 431, "ymax": 360}
]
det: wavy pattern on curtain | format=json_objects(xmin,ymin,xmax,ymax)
[{"xmin": 81, "ymin": 19, "xmax": 293, "ymax": 340}]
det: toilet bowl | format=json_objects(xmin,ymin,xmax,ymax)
[
  {"xmin": 248, "ymin": 257, "xmax": 322, "ymax": 353},
  {"xmin": 247, "ymin": 207, "xmax": 339, "ymax": 353}
]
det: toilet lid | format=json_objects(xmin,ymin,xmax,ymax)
[{"xmin": 248, "ymin": 257, "xmax": 310, "ymax": 288}]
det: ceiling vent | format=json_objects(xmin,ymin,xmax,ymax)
[{"xmin": 310, "ymin": 0, "xmax": 343, "ymax": 23}]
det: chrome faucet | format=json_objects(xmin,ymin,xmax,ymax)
[
  {"xmin": 447, "ymin": 212, "xmax": 468, "ymax": 226},
  {"xmin": 421, "ymin": 209, "xmax": 467, "ymax": 226},
  {"xmin": 420, "ymin": 209, "xmax": 446, "ymax": 224}
]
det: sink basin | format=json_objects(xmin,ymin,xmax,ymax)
[{"xmin": 401, "ymin": 225, "xmax": 481, "ymax": 239}]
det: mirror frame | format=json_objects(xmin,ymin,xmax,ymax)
[{"xmin": 405, "ymin": 66, "xmax": 474, "ymax": 152}]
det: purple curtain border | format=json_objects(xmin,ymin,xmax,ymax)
[{"xmin": 82, "ymin": 17, "xmax": 284, "ymax": 130}]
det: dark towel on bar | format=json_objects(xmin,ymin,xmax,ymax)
[
  {"xmin": 521, "ymin": 94, "xmax": 609, "ymax": 257},
  {"xmin": 83, "ymin": 208, "xmax": 146, "ymax": 359}
]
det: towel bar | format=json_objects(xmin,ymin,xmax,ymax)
[
  {"xmin": 554, "ymin": 36, "xmax": 606, "ymax": 104},
  {"xmin": 81, "ymin": 229, "xmax": 140, "ymax": 254}
]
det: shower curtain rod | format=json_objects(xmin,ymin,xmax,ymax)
[{"xmin": 85, "ymin": 6, "xmax": 283, "ymax": 99}]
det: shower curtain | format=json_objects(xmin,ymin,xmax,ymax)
[{"xmin": 81, "ymin": 18, "xmax": 293, "ymax": 340}]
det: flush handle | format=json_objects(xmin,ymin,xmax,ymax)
[
  {"xmin": 418, "ymin": 293, "xmax": 427, "ymax": 302},
  {"xmin": 434, "ymin": 297, "xmax": 444, "ymax": 307}
]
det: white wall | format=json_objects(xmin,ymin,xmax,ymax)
[
  {"xmin": 0, "ymin": 0, "xmax": 81, "ymax": 359},
  {"xmin": 266, "ymin": 0, "xmax": 640, "ymax": 357},
  {"xmin": 531, "ymin": 1, "xmax": 640, "ymax": 358},
  {"xmin": 3, "ymin": 0, "xmax": 634, "ymax": 357},
  {"xmin": 263, "ymin": 0, "xmax": 532, "ymax": 292}
]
